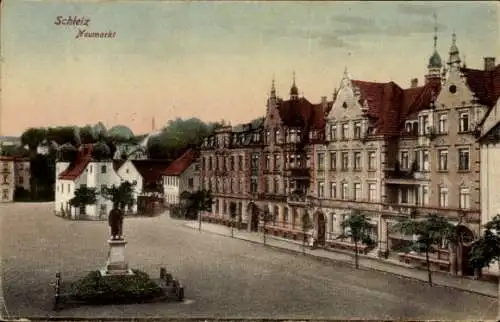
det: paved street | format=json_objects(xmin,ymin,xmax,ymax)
[{"xmin": 0, "ymin": 203, "xmax": 497, "ymax": 320}]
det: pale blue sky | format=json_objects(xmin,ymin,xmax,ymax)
[{"xmin": 1, "ymin": 1, "xmax": 498, "ymax": 135}]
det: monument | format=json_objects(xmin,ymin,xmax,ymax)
[{"xmin": 100, "ymin": 203, "xmax": 133, "ymax": 276}]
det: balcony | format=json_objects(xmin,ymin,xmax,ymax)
[
  {"xmin": 384, "ymin": 161, "xmax": 419, "ymax": 185},
  {"xmin": 258, "ymin": 193, "xmax": 287, "ymax": 202},
  {"xmin": 287, "ymin": 192, "xmax": 308, "ymax": 206},
  {"xmin": 284, "ymin": 167, "xmax": 310, "ymax": 179},
  {"xmin": 382, "ymin": 203, "xmax": 417, "ymax": 216}
]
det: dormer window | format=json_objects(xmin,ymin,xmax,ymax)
[{"xmin": 449, "ymin": 85, "xmax": 457, "ymax": 94}]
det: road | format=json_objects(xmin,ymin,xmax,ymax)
[{"xmin": 0, "ymin": 203, "xmax": 497, "ymax": 320}]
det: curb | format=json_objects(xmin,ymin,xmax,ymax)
[{"xmin": 186, "ymin": 223, "xmax": 498, "ymax": 299}]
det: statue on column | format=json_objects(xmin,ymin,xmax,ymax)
[{"xmin": 108, "ymin": 203, "xmax": 124, "ymax": 240}]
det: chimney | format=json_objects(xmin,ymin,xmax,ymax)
[
  {"xmin": 484, "ymin": 57, "xmax": 496, "ymax": 71},
  {"xmin": 411, "ymin": 78, "xmax": 418, "ymax": 88}
]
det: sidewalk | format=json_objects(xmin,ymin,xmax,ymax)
[{"xmin": 184, "ymin": 220, "xmax": 498, "ymax": 298}]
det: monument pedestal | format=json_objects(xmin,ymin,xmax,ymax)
[{"xmin": 100, "ymin": 239, "xmax": 133, "ymax": 276}]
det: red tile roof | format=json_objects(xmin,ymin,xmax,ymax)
[
  {"xmin": 350, "ymin": 79, "xmax": 441, "ymax": 136},
  {"xmin": 163, "ymin": 149, "xmax": 199, "ymax": 176},
  {"xmin": 461, "ymin": 65, "xmax": 500, "ymax": 107},
  {"xmin": 58, "ymin": 145, "xmax": 94, "ymax": 180},
  {"xmin": 131, "ymin": 159, "xmax": 171, "ymax": 185},
  {"xmin": 277, "ymin": 97, "xmax": 326, "ymax": 130}
]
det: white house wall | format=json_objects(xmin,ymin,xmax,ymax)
[{"xmin": 116, "ymin": 160, "xmax": 143, "ymax": 212}]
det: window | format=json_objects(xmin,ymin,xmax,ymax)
[
  {"xmin": 354, "ymin": 122, "xmax": 362, "ymax": 139},
  {"xmin": 438, "ymin": 149, "xmax": 448, "ymax": 171},
  {"xmin": 421, "ymin": 115, "xmax": 429, "ymax": 134},
  {"xmin": 329, "ymin": 152, "xmax": 337, "ymax": 170},
  {"xmin": 459, "ymin": 113, "xmax": 469, "ymax": 132},
  {"xmin": 230, "ymin": 156, "xmax": 235, "ymax": 171},
  {"xmin": 423, "ymin": 150, "xmax": 429, "ymax": 171},
  {"xmin": 251, "ymin": 178, "xmax": 258, "ymax": 193},
  {"xmin": 251, "ymin": 153, "xmax": 259, "ymax": 170},
  {"xmin": 330, "ymin": 182, "xmax": 337, "ymax": 198},
  {"xmin": 317, "ymin": 153, "xmax": 325, "ymax": 170},
  {"xmin": 438, "ymin": 186, "xmax": 449, "ymax": 207},
  {"xmin": 274, "ymin": 154, "xmax": 281, "ymax": 171},
  {"xmin": 354, "ymin": 152, "xmax": 361, "ymax": 170},
  {"xmin": 400, "ymin": 151, "xmax": 409, "ymax": 169},
  {"xmin": 2, "ymin": 189, "xmax": 8, "ymax": 199},
  {"xmin": 353, "ymin": 183, "xmax": 361, "ymax": 201},
  {"xmin": 265, "ymin": 155, "xmax": 271, "ymax": 170},
  {"xmin": 422, "ymin": 186, "xmax": 429, "ymax": 206},
  {"xmin": 238, "ymin": 156, "xmax": 243, "ymax": 170},
  {"xmin": 2, "ymin": 174, "xmax": 7, "ymax": 184},
  {"xmin": 458, "ymin": 148, "xmax": 469, "ymax": 171},
  {"xmin": 341, "ymin": 123, "xmax": 349, "ymax": 140},
  {"xmin": 413, "ymin": 151, "xmax": 420, "ymax": 170},
  {"xmin": 368, "ymin": 151, "xmax": 376, "ymax": 170},
  {"xmin": 341, "ymin": 152, "xmax": 349, "ymax": 171},
  {"xmin": 330, "ymin": 124, "xmax": 337, "ymax": 141},
  {"xmin": 265, "ymin": 130, "xmax": 271, "ymax": 144},
  {"xmin": 400, "ymin": 187, "xmax": 409, "ymax": 204},
  {"xmin": 274, "ymin": 178, "xmax": 279, "ymax": 194},
  {"xmin": 438, "ymin": 114, "xmax": 448, "ymax": 134},
  {"xmin": 275, "ymin": 129, "xmax": 281, "ymax": 144},
  {"xmin": 318, "ymin": 181, "xmax": 325, "ymax": 198},
  {"xmin": 101, "ymin": 165, "xmax": 107, "ymax": 174},
  {"xmin": 341, "ymin": 183, "xmax": 348, "ymax": 200},
  {"xmin": 459, "ymin": 188, "xmax": 470, "ymax": 209},
  {"xmin": 283, "ymin": 207, "xmax": 289, "ymax": 224},
  {"xmin": 188, "ymin": 178, "xmax": 194, "ymax": 189},
  {"xmin": 449, "ymin": 85, "xmax": 457, "ymax": 93},
  {"xmin": 265, "ymin": 178, "xmax": 270, "ymax": 193},
  {"xmin": 368, "ymin": 183, "xmax": 376, "ymax": 201}
]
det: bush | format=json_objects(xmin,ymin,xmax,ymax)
[
  {"xmin": 170, "ymin": 205, "xmax": 185, "ymax": 219},
  {"xmin": 71, "ymin": 270, "xmax": 164, "ymax": 304}
]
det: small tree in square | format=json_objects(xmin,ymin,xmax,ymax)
[
  {"xmin": 229, "ymin": 202, "xmax": 238, "ymax": 238},
  {"xmin": 101, "ymin": 181, "xmax": 136, "ymax": 211},
  {"xmin": 393, "ymin": 213, "xmax": 454, "ymax": 286},
  {"xmin": 341, "ymin": 210, "xmax": 374, "ymax": 269},
  {"xmin": 302, "ymin": 214, "xmax": 313, "ymax": 254},
  {"xmin": 468, "ymin": 215, "xmax": 500, "ymax": 279},
  {"xmin": 262, "ymin": 208, "xmax": 275, "ymax": 246},
  {"xmin": 69, "ymin": 186, "xmax": 98, "ymax": 217}
]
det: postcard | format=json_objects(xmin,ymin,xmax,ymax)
[{"xmin": 0, "ymin": 1, "xmax": 499, "ymax": 321}]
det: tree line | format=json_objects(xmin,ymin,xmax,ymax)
[{"xmin": 1, "ymin": 118, "xmax": 238, "ymax": 201}]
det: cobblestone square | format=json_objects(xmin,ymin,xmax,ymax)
[{"xmin": 0, "ymin": 203, "xmax": 497, "ymax": 320}]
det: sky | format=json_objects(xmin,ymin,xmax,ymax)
[{"xmin": 0, "ymin": 1, "xmax": 499, "ymax": 136}]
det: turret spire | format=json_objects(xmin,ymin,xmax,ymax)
[
  {"xmin": 290, "ymin": 71, "xmax": 299, "ymax": 100},
  {"xmin": 447, "ymin": 31, "xmax": 461, "ymax": 69},
  {"xmin": 433, "ymin": 12, "xmax": 438, "ymax": 50}
]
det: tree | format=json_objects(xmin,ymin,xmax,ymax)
[
  {"xmin": 69, "ymin": 186, "xmax": 98, "ymax": 217},
  {"xmin": 468, "ymin": 215, "xmax": 500, "ymax": 279},
  {"xmin": 229, "ymin": 202, "xmax": 238, "ymax": 238},
  {"xmin": 21, "ymin": 127, "xmax": 47, "ymax": 157},
  {"xmin": 341, "ymin": 211, "xmax": 374, "ymax": 269},
  {"xmin": 393, "ymin": 213, "xmax": 454, "ymax": 286},
  {"xmin": 101, "ymin": 181, "xmax": 136, "ymax": 211},
  {"xmin": 91, "ymin": 141, "xmax": 112, "ymax": 161},
  {"xmin": 262, "ymin": 208, "xmax": 274, "ymax": 245},
  {"xmin": 184, "ymin": 189, "xmax": 213, "ymax": 231},
  {"xmin": 58, "ymin": 143, "xmax": 78, "ymax": 163},
  {"xmin": 79, "ymin": 125, "xmax": 98, "ymax": 144},
  {"xmin": 302, "ymin": 213, "xmax": 313, "ymax": 255}
]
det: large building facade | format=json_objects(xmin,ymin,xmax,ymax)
[{"xmin": 199, "ymin": 33, "xmax": 500, "ymax": 276}]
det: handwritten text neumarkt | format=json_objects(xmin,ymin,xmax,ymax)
[{"xmin": 54, "ymin": 16, "xmax": 117, "ymax": 39}]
